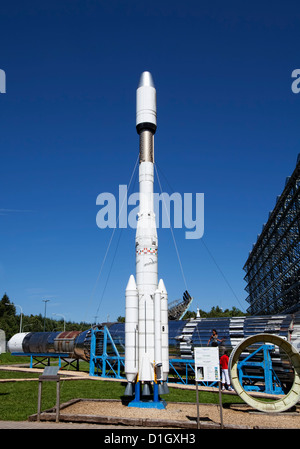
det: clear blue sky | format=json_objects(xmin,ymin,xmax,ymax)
[{"xmin": 1, "ymin": 0, "xmax": 300, "ymax": 325}]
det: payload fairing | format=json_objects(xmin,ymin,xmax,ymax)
[{"xmin": 124, "ymin": 72, "xmax": 169, "ymax": 404}]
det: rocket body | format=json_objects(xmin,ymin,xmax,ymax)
[{"xmin": 125, "ymin": 72, "xmax": 169, "ymax": 387}]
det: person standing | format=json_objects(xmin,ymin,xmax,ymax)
[
  {"xmin": 220, "ymin": 351, "xmax": 233, "ymax": 391},
  {"xmin": 207, "ymin": 329, "xmax": 223, "ymax": 347}
]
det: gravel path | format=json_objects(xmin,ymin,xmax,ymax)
[{"xmin": 61, "ymin": 399, "xmax": 300, "ymax": 429}]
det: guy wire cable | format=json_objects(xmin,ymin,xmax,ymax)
[
  {"xmin": 94, "ymin": 153, "xmax": 140, "ymax": 322},
  {"xmin": 81, "ymin": 154, "xmax": 139, "ymax": 326},
  {"xmin": 154, "ymin": 163, "xmax": 188, "ymax": 292},
  {"xmin": 200, "ymin": 239, "xmax": 246, "ymax": 312},
  {"xmin": 156, "ymin": 162, "xmax": 245, "ymax": 313}
]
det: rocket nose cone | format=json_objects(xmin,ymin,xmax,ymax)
[
  {"xmin": 138, "ymin": 71, "xmax": 155, "ymax": 88},
  {"xmin": 126, "ymin": 274, "xmax": 137, "ymax": 291},
  {"xmin": 158, "ymin": 278, "xmax": 167, "ymax": 294}
]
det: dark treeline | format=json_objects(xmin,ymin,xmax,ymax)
[{"xmin": 182, "ymin": 305, "xmax": 247, "ymax": 320}]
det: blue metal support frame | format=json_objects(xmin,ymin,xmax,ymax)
[
  {"xmin": 89, "ymin": 326, "xmax": 125, "ymax": 379},
  {"xmin": 237, "ymin": 344, "xmax": 284, "ymax": 395},
  {"xmin": 168, "ymin": 358, "xmax": 218, "ymax": 387},
  {"xmin": 11, "ymin": 352, "xmax": 71, "ymax": 368},
  {"xmin": 169, "ymin": 358, "xmax": 195, "ymax": 385}
]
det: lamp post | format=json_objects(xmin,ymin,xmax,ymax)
[
  {"xmin": 42, "ymin": 299, "xmax": 50, "ymax": 332},
  {"xmin": 5, "ymin": 303, "xmax": 23, "ymax": 333},
  {"xmin": 52, "ymin": 313, "xmax": 66, "ymax": 332}
]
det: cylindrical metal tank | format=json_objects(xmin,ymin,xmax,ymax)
[
  {"xmin": 8, "ymin": 330, "xmax": 87, "ymax": 359},
  {"xmin": 23, "ymin": 332, "xmax": 60, "ymax": 354}
]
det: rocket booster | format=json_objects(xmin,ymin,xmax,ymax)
[{"xmin": 125, "ymin": 72, "xmax": 169, "ymax": 389}]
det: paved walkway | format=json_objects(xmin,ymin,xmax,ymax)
[{"xmin": 0, "ymin": 420, "xmax": 152, "ymax": 429}]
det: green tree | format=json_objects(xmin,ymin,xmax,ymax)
[
  {"xmin": 0, "ymin": 293, "xmax": 19, "ymax": 340},
  {"xmin": 181, "ymin": 310, "xmax": 196, "ymax": 320},
  {"xmin": 183, "ymin": 305, "xmax": 246, "ymax": 320},
  {"xmin": 0, "ymin": 293, "xmax": 15, "ymax": 317}
]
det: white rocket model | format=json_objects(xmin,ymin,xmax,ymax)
[{"xmin": 125, "ymin": 72, "xmax": 169, "ymax": 400}]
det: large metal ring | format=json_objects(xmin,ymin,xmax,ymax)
[{"xmin": 229, "ymin": 334, "xmax": 300, "ymax": 412}]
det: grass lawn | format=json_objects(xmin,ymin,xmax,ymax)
[
  {"xmin": 0, "ymin": 370, "xmax": 243, "ymax": 421},
  {"xmin": 0, "ymin": 353, "xmax": 244, "ymax": 421}
]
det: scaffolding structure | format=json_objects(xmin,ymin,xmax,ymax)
[
  {"xmin": 168, "ymin": 291, "xmax": 193, "ymax": 320},
  {"xmin": 244, "ymin": 155, "xmax": 300, "ymax": 315}
]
